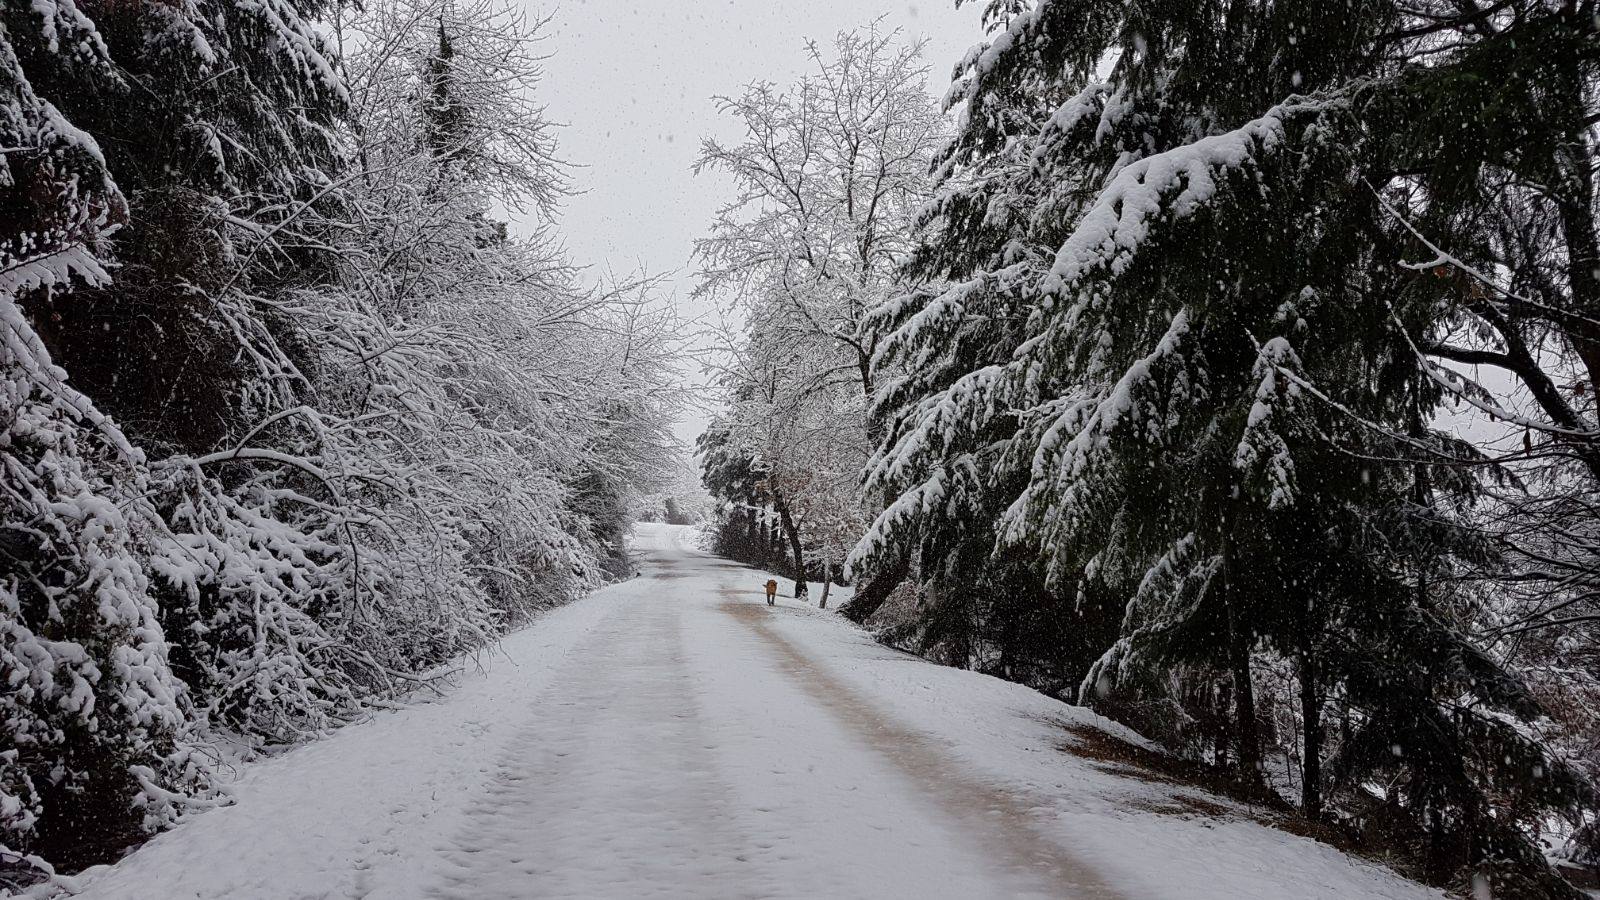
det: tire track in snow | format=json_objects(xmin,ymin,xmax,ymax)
[
  {"xmin": 718, "ymin": 594, "xmax": 1127, "ymax": 900},
  {"xmin": 428, "ymin": 587, "xmax": 754, "ymax": 899}
]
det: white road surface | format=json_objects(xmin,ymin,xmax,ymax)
[{"xmin": 64, "ymin": 524, "xmax": 1445, "ymax": 900}]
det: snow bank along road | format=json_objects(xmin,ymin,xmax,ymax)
[{"xmin": 69, "ymin": 524, "xmax": 1446, "ymax": 900}]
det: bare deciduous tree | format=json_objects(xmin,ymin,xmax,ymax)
[{"xmin": 693, "ymin": 24, "xmax": 945, "ymax": 594}]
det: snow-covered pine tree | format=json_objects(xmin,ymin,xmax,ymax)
[
  {"xmin": 2, "ymin": 0, "xmax": 364, "ymax": 746},
  {"xmin": 698, "ymin": 414, "xmax": 783, "ymax": 567},
  {"xmin": 1371, "ymin": 7, "xmax": 1600, "ymax": 870},
  {"xmin": 855, "ymin": 1, "xmax": 1594, "ymax": 892},
  {"xmin": 8, "ymin": 0, "xmax": 346, "ymax": 454},
  {"xmin": 0, "ymin": 19, "xmax": 210, "ymax": 877}
]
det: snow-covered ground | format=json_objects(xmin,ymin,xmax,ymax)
[{"xmin": 57, "ymin": 524, "xmax": 1444, "ymax": 899}]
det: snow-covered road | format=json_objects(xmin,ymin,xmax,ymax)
[{"xmin": 67, "ymin": 524, "xmax": 1446, "ymax": 900}]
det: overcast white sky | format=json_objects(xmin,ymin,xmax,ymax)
[{"xmin": 515, "ymin": 1, "xmax": 987, "ymax": 446}]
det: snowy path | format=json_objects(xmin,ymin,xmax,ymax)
[{"xmin": 68, "ymin": 524, "xmax": 1447, "ymax": 900}]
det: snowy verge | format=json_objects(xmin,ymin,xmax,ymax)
[{"xmin": 754, "ymin": 602, "xmax": 1448, "ymax": 900}]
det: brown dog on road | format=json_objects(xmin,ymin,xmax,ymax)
[{"xmin": 764, "ymin": 579, "xmax": 778, "ymax": 605}]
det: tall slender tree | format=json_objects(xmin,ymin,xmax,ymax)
[{"xmin": 695, "ymin": 24, "xmax": 944, "ymax": 591}]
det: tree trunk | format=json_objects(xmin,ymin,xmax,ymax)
[
  {"xmin": 742, "ymin": 508, "xmax": 762, "ymax": 564},
  {"xmin": 858, "ymin": 347, "xmax": 886, "ymax": 447},
  {"xmin": 1547, "ymin": 40, "xmax": 1600, "ymax": 484},
  {"xmin": 1227, "ymin": 600, "xmax": 1263, "ymax": 792},
  {"xmin": 819, "ymin": 561, "xmax": 832, "ymax": 609},
  {"xmin": 1554, "ymin": 34, "xmax": 1600, "ymax": 398},
  {"xmin": 1299, "ymin": 648, "xmax": 1323, "ymax": 821},
  {"xmin": 775, "ymin": 499, "xmax": 806, "ymax": 593},
  {"xmin": 1426, "ymin": 801, "xmax": 1448, "ymax": 884},
  {"xmin": 1220, "ymin": 495, "xmax": 1263, "ymax": 793},
  {"xmin": 840, "ymin": 554, "xmax": 909, "ymax": 624}
]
